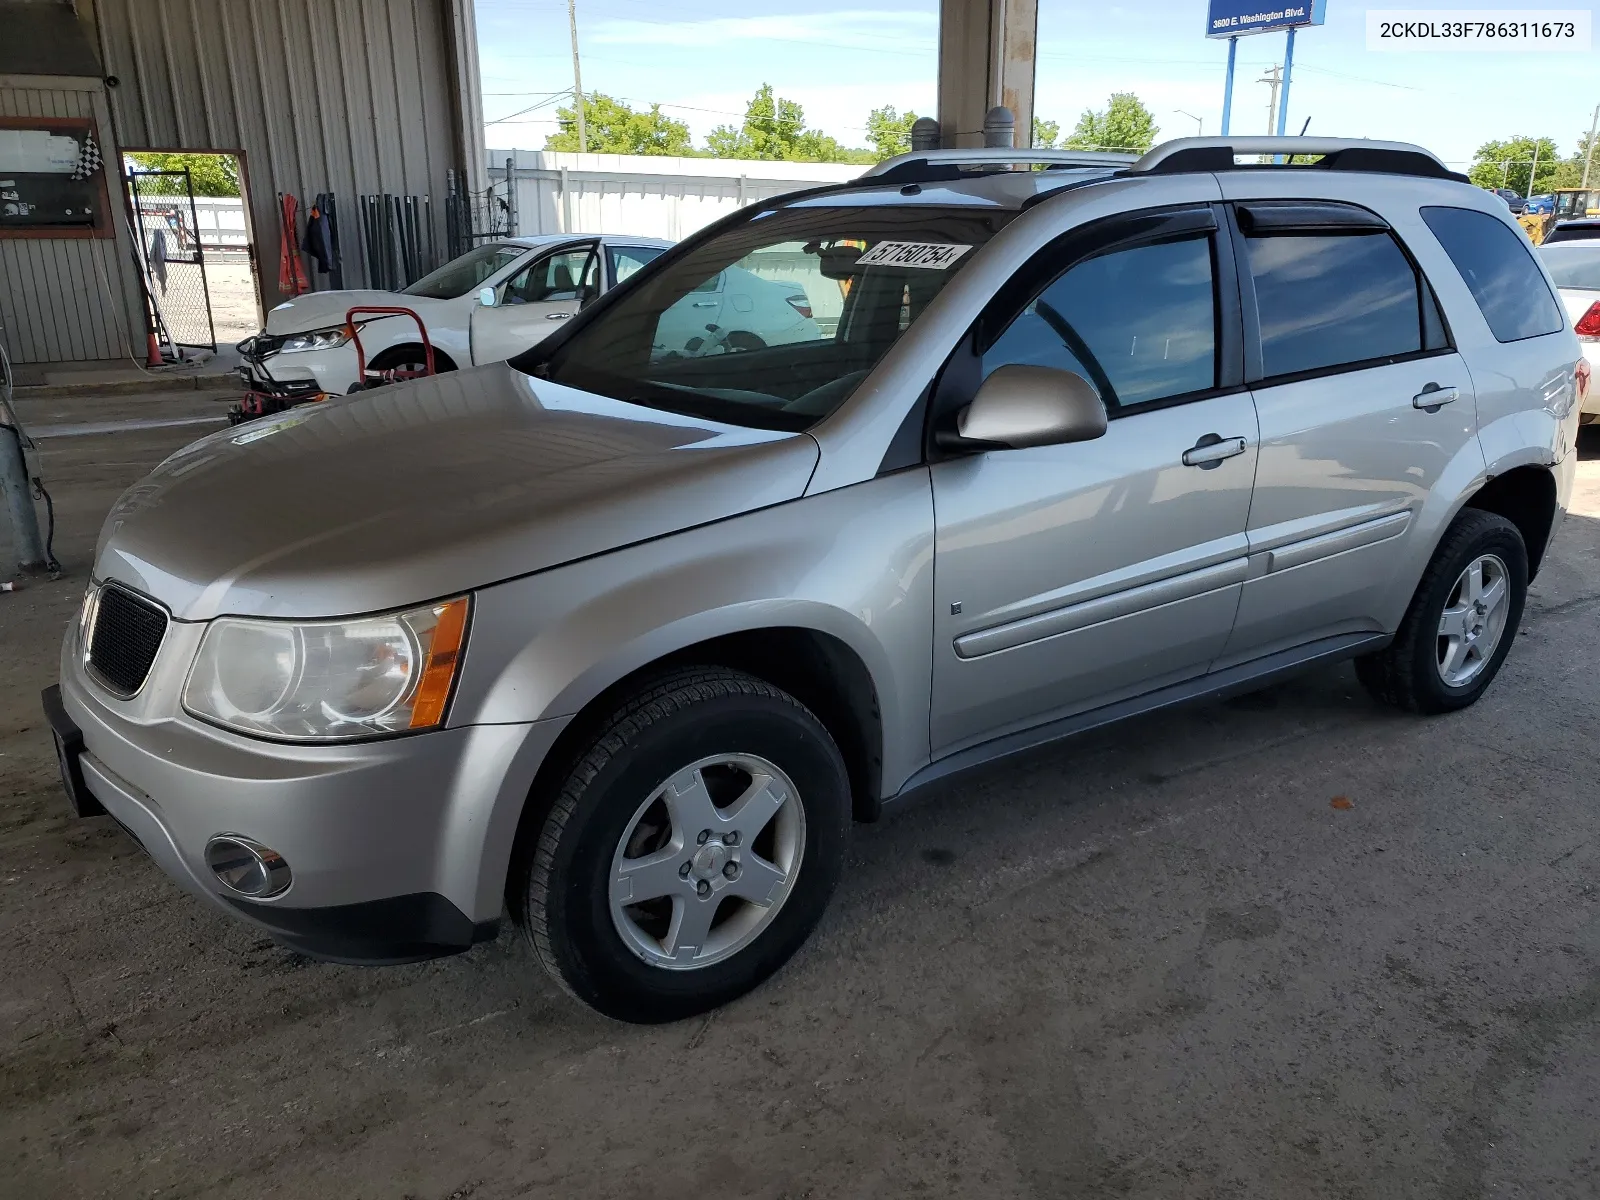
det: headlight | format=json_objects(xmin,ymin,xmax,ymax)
[
  {"xmin": 278, "ymin": 326, "xmax": 353, "ymax": 353},
  {"xmin": 182, "ymin": 596, "xmax": 470, "ymax": 741}
]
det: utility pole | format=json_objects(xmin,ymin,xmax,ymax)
[
  {"xmin": 1528, "ymin": 140, "xmax": 1540, "ymax": 197},
  {"xmin": 1256, "ymin": 64, "xmax": 1281, "ymax": 162},
  {"xmin": 1582, "ymin": 102, "xmax": 1599, "ymax": 189},
  {"xmin": 567, "ymin": 0, "xmax": 586, "ymax": 153}
]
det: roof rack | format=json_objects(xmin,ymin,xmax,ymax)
[
  {"xmin": 860, "ymin": 148, "xmax": 1138, "ymax": 185},
  {"xmin": 1126, "ymin": 137, "xmax": 1469, "ymax": 183}
]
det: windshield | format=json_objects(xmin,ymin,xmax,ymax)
[
  {"xmin": 1540, "ymin": 244, "xmax": 1600, "ymax": 290},
  {"xmin": 404, "ymin": 243, "xmax": 528, "ymax": 299},
  {"xmin": 520, "ymin": 206, "xmax": 1012, "ymax": 430}
]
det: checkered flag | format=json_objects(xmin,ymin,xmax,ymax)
[{"xmin": 70, "ymin": 129, "xmax": 102, "ymax": 180}]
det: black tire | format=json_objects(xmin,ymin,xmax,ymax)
[
  {"xmin": 1355, "ymin": 509, "xmax": 1528, "ymax": 714},
  {"xmin": 514, "ymin": 667, "xmax": 850, "ymax": 1023},
  {"xmin": 722, "ymin": 330, "xmax": 767, "ymax": 353},
  {"xmin": 365, "ymin": 344, "xmax": 456, "ymax": 384}
]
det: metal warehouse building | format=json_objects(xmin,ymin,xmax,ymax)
[{"xmin": 0, "ymin": 0, "xmax": 484, "ymax": 370}]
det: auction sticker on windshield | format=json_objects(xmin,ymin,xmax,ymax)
[{"xmin": 857, "ymin": 242, "xmax": 973, "ymax": 269}]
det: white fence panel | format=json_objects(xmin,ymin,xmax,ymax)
[
  {"xmin": 487, "ymin": 150, "xmax": 862, "ymax": 242},
  {"xmin": 191, "ymin": 196, "xmax": 249, "ymax": 248}
]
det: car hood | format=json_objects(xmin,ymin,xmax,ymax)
[
  {"xmin": 262, "ymin": 290, "xmax": 444, "ymax": 335},
  {"xmin": 93, "ymin": 364, "xmax": 821, "ymax": 621}
]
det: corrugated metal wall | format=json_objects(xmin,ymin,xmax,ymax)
[
  {"xmin": 0, "ymin": 80, "xmax": 145, "ymax": 364},
  {"xmin": 96, "ymin": 0, "xmax": 469, "ymax": 309}
]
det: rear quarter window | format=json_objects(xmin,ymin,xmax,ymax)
[{"xmin": 1420, "ymin": 206, "xmax": 1566, "ymax": 343}]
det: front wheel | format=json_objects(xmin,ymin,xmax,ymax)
[
  {"xmin": 1355, "ymin": 509, "xmax": 1528, "ymax": 714},
  {"xmin": 514, "ymin": 668, "xmax": 850, "ymax": 1022}
]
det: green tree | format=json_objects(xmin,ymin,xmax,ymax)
[
  {"xmin": 865, "ymin": 105, "xmax": 919, "ymax": 160},
  {"xmin": 1032, "ymin": 116, "xmax": 1061, "ymax": 150},
  {"xmin": 706, "ymin": 84, "xmax": 872, "ymax": 163},
  {"xmin": 1062, "ymin": 92, "xmax": 1159, "ymax": 153},
  {"xmin": 546, "ymin": 93, "xmax": 694, "ymax": 156},
  {"xmin": 124, "ymin": 152, "xmax": 239, "ymax": 196},
  {"xmin": 1468, "ymin": 136, "xmax": 1579, "ymax": 195}
]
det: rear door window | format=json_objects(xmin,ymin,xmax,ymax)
[
  {"xmin": 608, "ymin": 244, "xmax": 664, "ymax": 285},
  {"xmin": 981, "ymin": 235, "xmax": 1218, "ymax": 412},
  {"xmin": 1420, "ymin": 206, "xmax": 1565, "ymax": 342},
  {"xmin": 1241, "ymin": 224, "xmax": 1429, "ymax": 379}
]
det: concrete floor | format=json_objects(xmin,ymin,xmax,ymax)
[{"xmin": 4, "ymin": 396, "xmax": 1600, "ymax": 1200}]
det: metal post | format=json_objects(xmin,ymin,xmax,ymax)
[
  {"xmin": 568, "ymin": 0, "xmax": 586, "ymax": 153},
  {"xmin": 1220, "ymin": 36, "xmax": 1237, "ymax": 136},
  {"xmin": 1271, "ymin": 28, "xmax": 1296, "ymax": 163},
  {"xmin": 505, "ymin": 156, "xmax": 517, "ymax": 235},
  {"xmin": 1276, "ymin": 28, "xmax": 1296, "ymax": 135},
  {"xmin": 0, "ymin": 424, "xmax": 46, "ymax": 571},
  {"xmin": 1528, "ymin": 141, "xmax": 1540, "ymax": 197},
  {"xmin": 1581, "ymin": 103, "xmax": 1599, "ymax": 189}
]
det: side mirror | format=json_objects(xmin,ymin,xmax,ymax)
[
  {"xmin": 477, "ymin": 285, "xmax": 497, "ymax": 308},
  {"xmin": 951, "ymin": 364, "xmax": 1108, "ymax": 450}
]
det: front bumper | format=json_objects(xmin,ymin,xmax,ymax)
[
  {"xmin": 237, "ymin": 340, "xmax": 362, "ymax": 399},
  {"xmin": 49, "ymin": 632, "xmax": 568, "ymax": 964}
]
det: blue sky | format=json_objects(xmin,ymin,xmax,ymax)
[{"xmin": 475, "ymin": 0, "xmax": 1600, "ymax": 169}]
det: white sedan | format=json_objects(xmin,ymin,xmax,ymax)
[
  {"xmin": 237, "ymin": 235, "xmax": 669, "ymax": 401},
  {"xmin": 1538, "ymin": 239, "xmax": 1600, "ymax": 422},
  {"xmin": 237, "ymin": 234, "xmax": 822, "ymax": 403}
]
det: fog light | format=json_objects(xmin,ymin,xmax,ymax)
[{"xmin": 205, "ymin": 835, "xmax": 292, "ymax": 898}]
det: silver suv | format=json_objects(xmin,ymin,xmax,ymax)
[{"xmin": 45, "ymin": 138, "xmax": 1588, "ymax": 1022}]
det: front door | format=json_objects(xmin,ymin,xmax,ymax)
[
  {"xmin": 930, "ymin": 205, "xmax": 1259, "ymax": 755},
  {"xmin": 1214, "ymin": 198, "xmax": 1480, "ymax": 665},
  {"xmin": 470, "ymin": 242, "xmax": 598, "ymax": 364}
]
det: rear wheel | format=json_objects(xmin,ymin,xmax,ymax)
[
  {"xmin": 1355, "ymin": 509, "xmax": 1527, "ymax": 714},
  {"xmin": 514, "ymin": 668, "xmax": 850, "ymax": 1022}
]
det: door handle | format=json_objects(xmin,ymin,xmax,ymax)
[
  {"xmin": 692, "ymin": 300, "xmax": 718, "ymax": 308},
  {"xmin": 1182, "ymin": 435, "xmax": 1248, "ymax": 468},
  {"xmin": 1413, "ymin": 384, "xmax": 1459, "ymax": 410},
  {"xmin": 546, "ymin": 312, "xmax": 572, "ymax": 320}
]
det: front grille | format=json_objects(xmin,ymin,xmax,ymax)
[{"xmin": 87, "ymin": 584, "xmax": 169, "ymax": 696}]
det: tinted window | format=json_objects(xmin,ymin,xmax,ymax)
[
  {"xmin": 1244, "ymin": 232, "xmax": 1422, "ymax": 378},
  {"xmin": 1420, "ymin": 206, "xmax": 1565, "ymax": 342},
  {"xmin": 1539, "ymin": 244, "xmax": 1600, "ymax": 290},
  {"xmin": 982, "ymin": 236, "xmax": 1216, "ymax": 411}
]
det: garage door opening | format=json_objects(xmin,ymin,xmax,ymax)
[{"xmin": 123, "ymin": 150, "xmax": 259, "ymax": 353}]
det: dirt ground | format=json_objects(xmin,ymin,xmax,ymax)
[
  {"xmin": 3, "ymin": 394, "xmax": 1600, "ymax": 1200},
  {"xmin": 203, "ymin": 254, "xmax": 262, "ymax": 347}
]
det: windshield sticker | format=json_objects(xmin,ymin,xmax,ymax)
[{"xmin": 856, "ymin": 241, "xmax": 972, "ymax": 270}]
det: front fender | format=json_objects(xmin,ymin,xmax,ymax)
[{"xmin": 450, "ymin": 470, "xmax": 936, "ymax": 796}]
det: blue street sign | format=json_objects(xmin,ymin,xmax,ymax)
[{"xmin": 1206, "ymin": 0, "xmax": 1326, "ymax": 38}]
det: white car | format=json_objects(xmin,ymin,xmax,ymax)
[
  {"xmin": 238, "ymin": 235, "xmax": 673, "ymax": 402},
  {"xmin": 238, "ymin": 236, "xmax": 823, "ymax": 406},
  {"xmin": 1538, "ymin": 239, "xmax": 1600, "ymax": 422}
]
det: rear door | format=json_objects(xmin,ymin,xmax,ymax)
[
  {"xmin": 929, "ymin": 202, "xmax": 1260, "ymax": 754},
  {"xmin": 469, "ymin": 242, "xmax": 599, "ymax": 364},
  {"xmin": 1215, "ymin": 195, "xmax": 1479, "ymax": 665}
]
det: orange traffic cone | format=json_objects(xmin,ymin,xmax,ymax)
[{"xmin": 145, "ymin": 330, "xmax": 163, "ymax": 367}]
